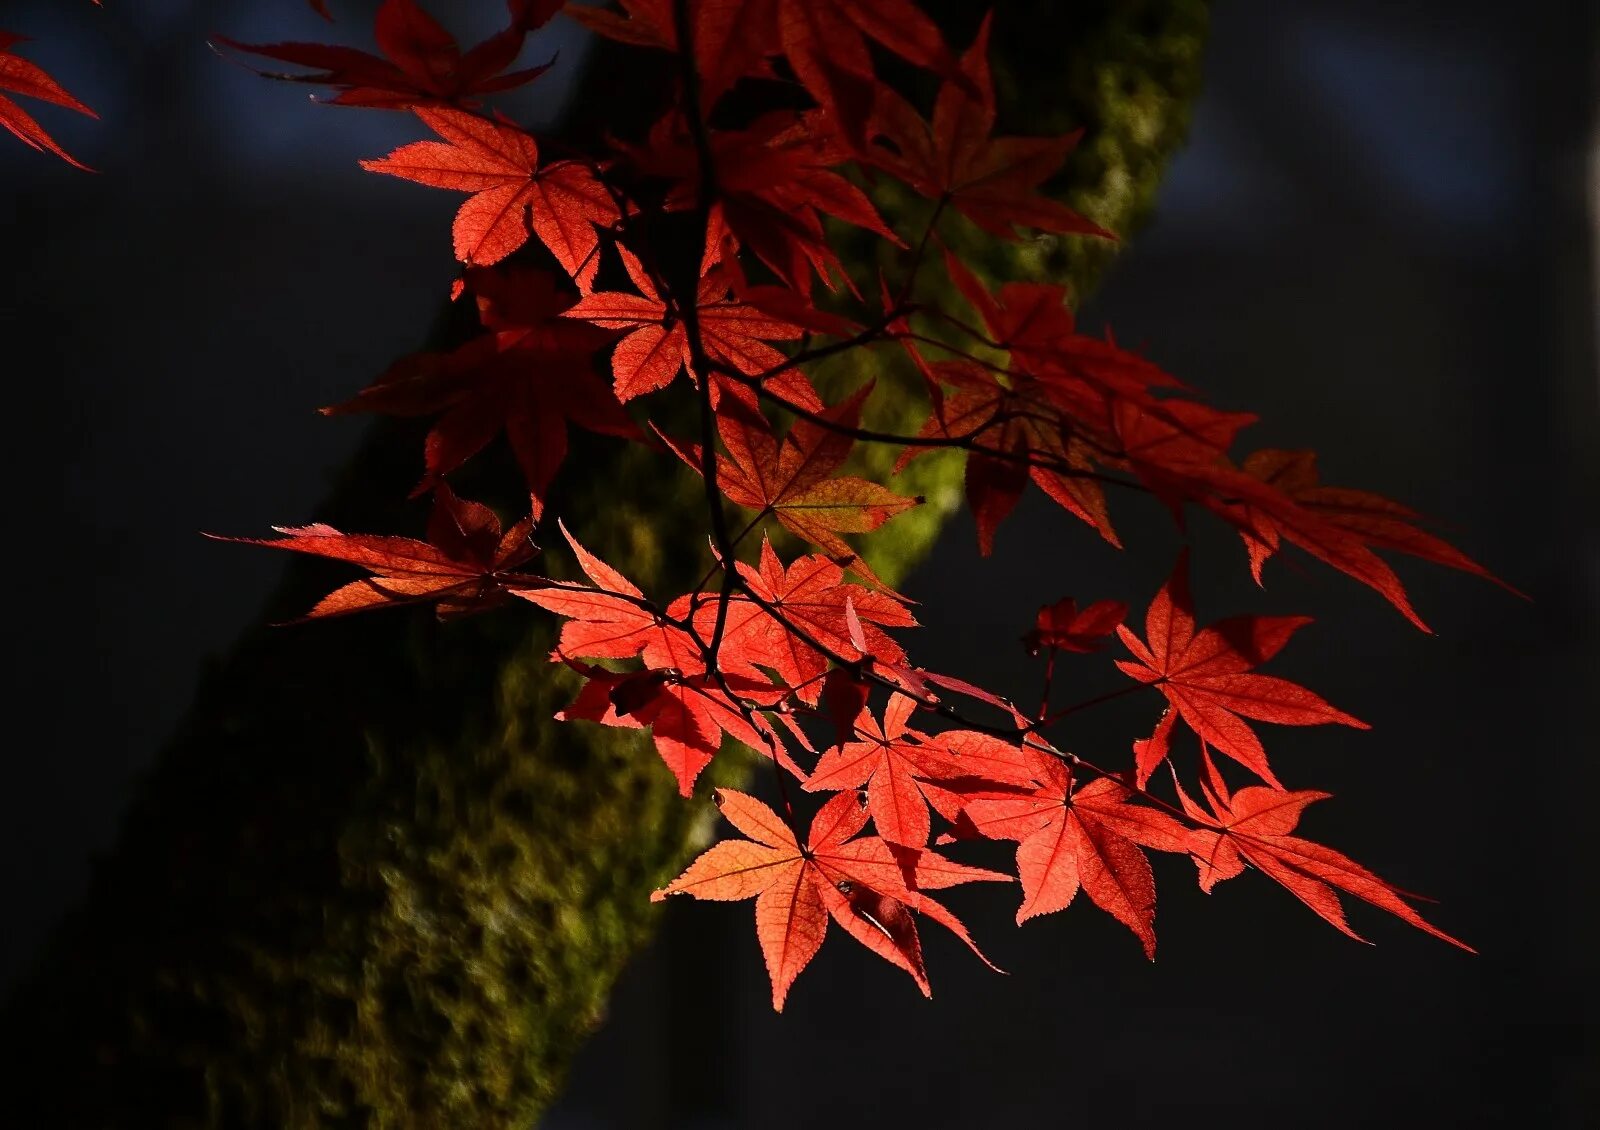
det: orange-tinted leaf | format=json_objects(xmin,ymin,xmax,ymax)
[
  {"xmin": 361, "ymin": 108, "xmax": 619, "ymax": 283},
  {"xmin": 655, "ymin": 789, "xmax": 1005, "ymax": 1008},
  {"xmin": 666, "ymin": 385, "xmax": 919, "ymax": 578},
  {"xmin": 671, "ymin": 537, "xmax": 916, "ymax": 703},
  {"xmin": 517, "ymin": 521, "xmax": 704, "ymax": 673},
  {"xmin": 210, "ymin": 483, "xmax": 537, "ymax": 620},
  {"xmin": 953, "ymin": 749, "xmax": 1188, "ymax": 954},
  {"xmin": 561, "ymin": 665, "xmax": 789, "ymax": 796},
  {"xmin": 805, "ymin": 695, "xmax": 1038, "ymax": 848},
  {"xmin": 564, "ymin": 256, "xmax": 809, "ymax": 403}
]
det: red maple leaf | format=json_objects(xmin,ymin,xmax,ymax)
[
  {"xmin": 557, "ymin": 662, "xmax": 793, "ymax": 796},
  {"xmin": 764, "ymin": 0, "xmax": 958, "ymax": 147},
  {"xmin": 1115, "ymin": 552, "xmax": 1367, "ymax": 789},
  {"xmin": 188, "ymin": 0, "xmax": 1492, "ymax": 1010},
  {"xmin": 1109, "ymin": 396, "xmax": 1258, "ymax": 483},
  {"xmin": 209, "ymin": 483, "xmax": 538, "ymax": 620},
  {"xmin": 940, "ymin": 250, "xmax": 1181, "ymax": 413},
  {"xmin": 898, "ymin": 253, "xmax": 1218, "ymax": 552},
  {"xmin": 896, "ymin": 356, "xmax": 1114, "ymax": 554},
  {"xmin": 0, "ymin": 31, "xmax": 98, "ymax": 170},
  {"xmin": 324, "ymin": 266, "xmax": 636, "ymax": 515},
  {"xmin": 1231, "ymin": 448, "xmax": 1518, "ymax": 595},
  {"xmin": 216, "ymin": 0, "xmax": 558, "ymax": 112},
  {"xmin": 1024, "ymin": 596, "xmax": 1128, "ymax": 655},
  {"xmin": 570, "ymin": 0, "xmax": 775, "ymax": 112},
  {"xmin": 928, "ymin": 273, "xmax": 1454, "ymax": 629},
  {"xmin": 804, "ymin": 694, "xmax": 1037, "ymax": 848},
  {"xmin": 634, "ymin": 109, "xmax": 901, "ymax": 290},
  {"xmin": 562, "ymin": 252, "xmax": 813, "ymax": 405},
  {"xmin": 361, "ymin": 107, "xmax": 620, "ymax": 282},
  {"xmin": 1183, "ymin": 462, "xmax": 1433, "ymax": 629},
  {"xmin": 654, "ymin": 789, "xmax": 1007, "ymax": 1008},
  {"xmin": 926, "ymin": 252, "xmax": 1362, "ymax": 565},
  {"xmin": 950, "ymin": 746, "xmax": 1189, "ymax": 954},
  {"xmin": 1177, "ymin": 752, "xmax": 1471, "ymax": 950},
  {"xmin": 521, "ymin": 525, "xmax": 812, "ymax": 794},
  {"xmin": 515, "ymin": 521, "xmax": 705, "ymax": 675},
  {"xmin": 667, "ymin": 384, "xmax": 920, "ymax": 580},
  {"xmin": 576, "ymin": 0, "xmax": 956, "ymax": 149},
  {"xmin": 866, "ymin": 13, "xmax": 1109, "ymax": 240},
  {"xmin": 671, "ymin": 537, "xmax": 917, "ymax": 703}
]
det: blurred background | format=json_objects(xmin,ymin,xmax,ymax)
[{"xmin": 3, "ymin": 0, "xmax": 1595, "ymax": 1126}]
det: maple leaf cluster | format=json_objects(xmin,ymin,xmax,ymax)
[{"xmin": 21, "ymin": 1, "xmax": 1506, "ymax": 1010}]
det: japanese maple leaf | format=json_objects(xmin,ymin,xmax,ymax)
[
  {"xmin": 764, "ymin": 0, "xmax": 958, "ymax": 148},
  {"xmin": 903, "ymin": 254, "xmax": 1219, "ymax": 551},
  {"xmin": 557, "ymin": 662, "xmax": 794, "ymax": 796},
  {"xmin": 940, "ymin": 248, "xmax": 1178, "ymax": 411},
  {"xmin": 1109, "ymin": 397, "xmax": 1258, "ymax": 487},
  {"xmin": 951, "ymin": 748, "xmax": 1189, "ymax": 954},
  {"xmin": 530, "ymin": 534, "xmax": 822, "ymax": 794},
  {"xmin": 216, "ymin": 0, "xmax": 558, "ymax": 111},
  {"xmin": 209, "ymin": 483, "xmax": 537, "ymax": 620},
  {"xmin": 1230, "ymin": 448, "xmax": 1517, "ymax": 595},
  {"xmin": 636, "ymin": 109, "xmax": 900, "ymax": 290},
  {"xmin": 361, "ymin": 106, "xmax": 620, "ymax": 283},
  {"xmin": 934, "ymin": 248, "xmax": 1209, "ymax": 454},
  {"xmin": 805, "ymin": 694, "xmax": 1037, "ymax": 848},
  {"xmin": 941, "ymin": 271, "xmax": 1391, "ymax": 610},
  {"xmin": 0, "ymin": 32, "xmax": 98, "ymax": 170},
  {"xmin": 1139, "ymin": 454, "xmax": 1434, "ymax": 631},
  {"xmin": 515, "ymin": 521, "xmax": 705, "ymax": 675},
  {"xmin": 671, "ymin": 537, "xmax": 917, "ymax": 703},
  {"xmin": 1177, "ymin": 753, "xmax": 1471, "ymax": 950},
  {"xmin": 922, "ymin": 252, "xmax": 1286, "ymax": 557},
  {"xmin": 897, "ymin": 357, "xmax": 1114, "ymax": 554},
  {"xmin": 655, "ymin": 789, "xmax": 1007, "ymax": 1009},
  {"xmin": 1115, "ymin": 552, "xmax": 1367, "ymax": 789},
  {"xmin": 323, "ymin": 266, "xmax": 635, "ymax": 514},
  {"xmin": 866, "ymin": 14, "xmax": 1108, "ymax": 240},
  {"xmin": 576, "ymin": 0, "xmax": 955, "ymax": 146},
  {"xmin": 569, "ymin": 0, "xmax": 775, "ymax": 111},
  {"xmin": 667, "ymin": 384, "xmax": 919, "ymax": 577},
  {"xmin": 1024, "ymin": 596, "xmax": 1128, "ymax": 655},
  {"xmin": 562, "ymin": 253, "xmax": 815, "ymax": 406}
]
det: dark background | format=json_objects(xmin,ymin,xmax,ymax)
[{"xmin": 3, "ymin": 1, "xmax": 1595, "ymax": 1126}]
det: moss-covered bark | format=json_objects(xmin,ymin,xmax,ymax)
[{"xmin": 0, "ymin": 3, "xmax": 1207, "ymax": 1125}]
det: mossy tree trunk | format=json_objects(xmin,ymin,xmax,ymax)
[{"xmin": 1, "ymin": 3, "xmax": 1208, "ymax": 1126}]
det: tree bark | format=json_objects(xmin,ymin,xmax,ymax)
[{"xmin": 1, "ymin": 3, "xmax": 1208, "ymax": 1126}]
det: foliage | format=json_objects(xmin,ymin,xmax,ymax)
[{"xmin": 10, "ymin": 0, "xmax": 1499, "ymax": 1022}]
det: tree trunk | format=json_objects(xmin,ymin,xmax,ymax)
[{"xmin": 1, "ymin": 3, "xmax": 1208, "ymax": 1126}]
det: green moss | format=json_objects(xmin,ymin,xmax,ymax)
[{"xmin": 0, "ymin": 3, "xmax": 1208, "ymax": 1125}]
